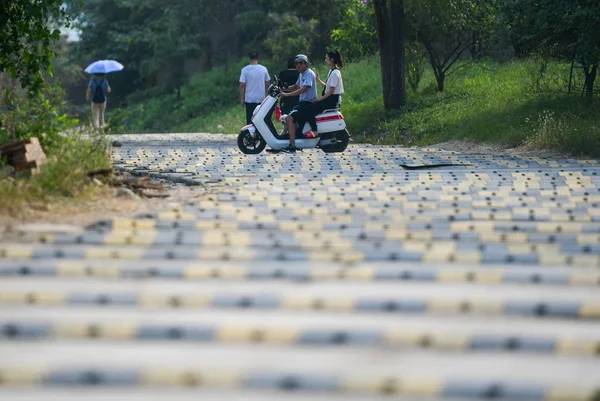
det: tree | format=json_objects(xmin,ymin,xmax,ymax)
[
  {"xmin": 331, "ymin": 0, "xmax": 378, "ymax": 62},
  {"xmin": 0, "ymin": 0, "xmax": 71, "ymax": 94},
  {"xmin": 575, "ymin": 1, "xmax": 600, "ymax": 96},
  {"xmin": 74, "ymin": 0, "xmax": 207, "ymax": 102},
  {"xmin": 71, "ymin": 0, "xmax": 384, "ymax": 106},
  {"xmin": 263, "ymin": 13, "xmax": 318, "ymax": 67},
  {"xmin": 373, "ymin": 0, "xmax": 407, "ymax": 110},
  {"xmin": 407, "ymin": 0, "xmax": 496, "ymax": 92},
  {"xmin": 234, "ymin": 10, "xmax": 272, "ymax": 59},
  {"xmin": 284, "ymin": 0, "xmax": 344, "ymax": 59},
  {"xmin": 406, "ymin": 41, "xmax": 427, "ymax": 92},
  {"xmin": 500, "ymin": 0, "xmax": 600, "ymax": 97},
  {"xmin": 137, "ymin": 2, "xmax": 204, "ymax": 100}
]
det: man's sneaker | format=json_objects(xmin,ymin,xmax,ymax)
[
  {"xmin": 266, "ymin": 148, "xmax": 281, "ymax": 154},
  {"xmin": 281, "ymin": 145, "xmax": 296, "ymax": 154}
]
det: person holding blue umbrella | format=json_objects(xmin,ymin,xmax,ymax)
[{"xmin": 84, "ymin": 60, "xmax": 123, "ymax": 128}]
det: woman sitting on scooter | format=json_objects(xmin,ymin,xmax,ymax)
[{"xmin": 312, "ymin": 50, "xmax": 345, "ymax": 123}]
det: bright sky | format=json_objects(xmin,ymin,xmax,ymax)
[
  {"xmin": 61, "ymin": 26, "xmax": 81, "ymax": 42},
  {"xmin": 60, "ymin": 2, "xmax": 80, "ymax": 42}
]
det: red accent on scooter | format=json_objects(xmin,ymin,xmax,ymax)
[
  {"xmin": 275, "ymin": 105, "xmax": 281, "ymax": 121},
  {"xmin": 316, "ymin": 114, "xmax": 344, "ymax": 122}
]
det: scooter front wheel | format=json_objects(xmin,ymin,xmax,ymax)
[{"xmin": 237, "ymin": 129, "xmax": 266, "ymax": 154}]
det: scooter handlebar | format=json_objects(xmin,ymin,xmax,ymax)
[{"xmin": 268, "ymin": 84, "xmax": 282, "ymax": 97}]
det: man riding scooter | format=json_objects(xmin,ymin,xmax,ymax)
[{"xmin": 280, "ymin": 54, "xmax": 318, "ymax": 154}]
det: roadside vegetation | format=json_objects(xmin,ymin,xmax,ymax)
[
  {"xmin": 0, "ymin": 83, "xmax": 110, "ymax": 214},
  {"xmin": 0, "ymin": 132, "xmax": 109, "ymax": 214},
  {"xmin": 0, "ymin": 2, "xmax": 114, "ymax": 214},
  {"xmin": 344, "ymin": 58, "xmax": 600, "ymax": 155}
]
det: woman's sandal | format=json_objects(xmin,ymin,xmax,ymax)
[{"xmin": 305, "ymin": 131, "xmax": 318, "ymax": 138}]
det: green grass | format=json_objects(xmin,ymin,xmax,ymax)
[
  {"xmin": 342, "ymin": 58, "xmax": 600, "ymax": 156},
  {"xmin": 125, "ymin": 56, "xmax": 600, "ymax": 157},
  {"xmin": 0, "ymin": 131, "xmax": 110, "ymax": 214}
]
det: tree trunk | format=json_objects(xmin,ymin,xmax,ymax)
[
  {"xmin": 388, "ymin": 0, "xmax": 406, "ymax": 109},
  {"xmin": 437, "ymin": 73, "xmax": 445, "ymax": 92},
  {"xmin": 583, "ymin": 64, "xmax": 597, "ymax": 98},
  {"xmin": 374, "ymin": 0, "xmax": 406, "ymax": 110},
  {"xmin": 424, "ymin": 42, "xmax": 445, "ymax": 92},
  {"xmin": 470, "ymin": 32, "xmax": 479, "ymax": 60},
  {"xmin": 201, "ymin": 36, "xmax": 213, "ymax": 70},
  {"xmin": 431, "ymin": 63, "xmax": 445, "ymax": 92},
  {"xmin": 510, "ymin": 37, "xmax": 524, "ymax": 58},
  {"xmin": 374, "ymin": 0, "xmax": 391, "ymax": 107}
]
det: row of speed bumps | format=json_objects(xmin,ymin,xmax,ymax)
[{"xmin": 1, "ymin": 134, "xmax": 600, "ymax": 400}]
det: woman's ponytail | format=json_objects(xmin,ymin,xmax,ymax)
[{"xmin": 327, "ymin": 50, "xmax": 344, "ymax": 68}]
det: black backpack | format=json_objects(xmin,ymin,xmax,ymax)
[{"xmin": 92, "ymin": 80, "xmax": 106, "ymax": 103}]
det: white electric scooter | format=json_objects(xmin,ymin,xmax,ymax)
[{"xmin": 237, "ymin": 80, "xmax": 350, "ymax": 154}]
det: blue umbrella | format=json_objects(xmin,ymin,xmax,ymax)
[{"xmin": 85, "ymin": 60, "xmax": 124, "ymax": 74}]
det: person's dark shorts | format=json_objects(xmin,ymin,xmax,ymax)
[
  {"xmin": 288, "ymin": 101, "xmax": 313, "ymax": 124},
  {"xmin": 280, "ymin": 97, "xmax": 299, "ymax": 115}
]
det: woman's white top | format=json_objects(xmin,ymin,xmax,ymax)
[{"xmin": 326, "ymin": 69, "xmax": 344, "ymax": 95}]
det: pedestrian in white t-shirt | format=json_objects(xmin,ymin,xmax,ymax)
[{"xmin": 239, "ymin": 52, "xmax": 271, "ymax": 124}]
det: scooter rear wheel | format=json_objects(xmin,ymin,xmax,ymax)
[
  {"xmin": 237, "ymin": 130, "xmax": 266, "ymax": 154},
  {"xmin": 320, "ymin": 129, "xmax": 350, "ymax": 153}
]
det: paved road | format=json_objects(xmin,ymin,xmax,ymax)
[{"xmin": 1, "ymin": 134, "xmax": 600, "ymax": 400}]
